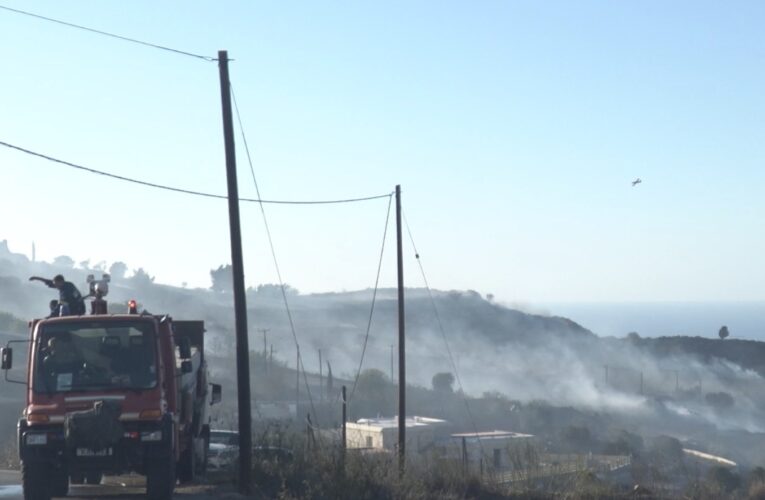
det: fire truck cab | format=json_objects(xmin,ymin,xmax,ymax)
[{"xmin": 1, "ymin": 278, "xmax": 221, "ymax": 500}]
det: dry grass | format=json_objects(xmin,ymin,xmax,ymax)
[{"xmin": 0, "ymin": 435, "xmax": 19, "ymax": 470}]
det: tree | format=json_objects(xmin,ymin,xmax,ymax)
[
  {"xmin": 53, "ymin": 255, "xmax": 74, "ymax": 268},
  {"xmin": 130, "ymin": 268, "xmax": 155, "ymax": 287},
  {"xmin": 432, "ymin": 372, "xmax": 455, "ymax": 393},
  {"xmin": 707, "ymin": 466, "xmax": 741, "ymax": 494},
  {"xmin": 749, "ymin": 466, "xmax": 765, "ymax": 487},
  {"xmin": 705, "ymin": 391, "xmax": 735, "ymax": 411},
  {"xmin": 602, "ymin": 429, "xmax": 643, "ymax": 456},
  {"xmin": 719, "ymin": 325, "xmax": 730, "ymax": 340},
  {"xmin": 210, "ymin": 264, "xmax": 233, "ymax": 293},
  {"xmin": 0, "ymin": 311, "xmax": 27, "ymax": 334},
  {"xmin": 649, "ymin": 435, "xmax": 684, "ymax": 467},
  {"xmin": 355, "ymin": 369, "xmax": 389, "ymax": 400},
  {"xmin": 109, "ymin": 262, "xmax": 128, "ymax": 280},
  {"xmin": 627, "ymin": 331, "xmax": 641, "ymax": 342},
  {"xmin": 560, "ymin": 425, "xmax": 592, "ymax": 449}
]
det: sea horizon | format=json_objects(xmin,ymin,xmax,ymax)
[{"xmin": 537, "ymin": 301, "xmax": 765, "ymax": 341}]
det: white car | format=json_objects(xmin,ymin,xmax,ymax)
[{"xmin": 207, "ymin": 429, "xmax": 239, "ymax": 471}]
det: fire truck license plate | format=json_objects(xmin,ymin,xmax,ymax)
[{"xmin": 76, "ymin": 447, "xmax": 113, "ymax": 457}]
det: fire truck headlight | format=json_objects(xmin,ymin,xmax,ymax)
[
  {"xmin": 140, "ymin": 430, "xmax": 162, "ymax": 442},
  {"xmin": 26, "ymin": 433, "xmax": 47, "ymax": 446}
]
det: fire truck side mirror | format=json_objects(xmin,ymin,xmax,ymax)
[
  {"xmin": 178, "ymin": 338, "xmax": 192, "ymax": 360},
  {"xmin": 181, "ymin": 360, "xmax": 193, "ymax": 374},
  {"xmin": 210, "ymin": 383, "xmax": 222, "ymax": 405},
  {"xmin": 1, "ymin": 347, "xmax": 12, "ymax": 370}
]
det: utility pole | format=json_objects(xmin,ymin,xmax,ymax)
[
  {"xmin": 217, "ymin": 49, "xmax": 251, "ymax": 495},
  {"xmin": 390, "ymin": 344, "xmax": 394, "ymax": 382},
  {"xmin": 296, "ymin": 346, "xmax": 300, "ymax": 417},
  {"xmin": 260, "ymin": 328, "xmax": 270, "ymax": 357},
  {"xmin": 318, "ymin": 348, "xmax": 323, "ymax": 402},
  {"xmin": 260, "ymin": 328, "xmax": 270, "ymax": 375},
  {"xmin": 395, "ymin": 184, "xmax": 406, "ymax": 472},
  {"xmin": 342, "ymin": 385, "xmax": 347, "ymax": 454}
]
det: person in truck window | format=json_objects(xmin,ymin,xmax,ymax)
[
  {"xmin": 29, "ymin": 274, "xmax": 86, "ymax": 316},
  {"xmin": 41, "ymin": 334, "xmax": 81, "ymax": 388}
]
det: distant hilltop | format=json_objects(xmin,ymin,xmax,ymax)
[{"xmin": 2, "ymin": 237, "xmax": 763, "ymax": 387}]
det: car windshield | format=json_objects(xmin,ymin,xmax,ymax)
[
  {"xmin": 210, "ymin": 431, "xmax": 239, "ymax": 446},
  {"xmin": 33, "ymin": 320, "xmax": 157, "ymax": 393}
]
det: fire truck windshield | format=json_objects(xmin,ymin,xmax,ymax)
[{"xmin": 33, "ymin": 320, "xmax": 158, "ymax": 393}]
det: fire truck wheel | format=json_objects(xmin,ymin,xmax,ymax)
[
  {"xmin": 22, "ymin": 460, "xmax": 52, "ymax": 500},
  {"xmin": 52, "ymin": 466, "xmax": 69, "ymax": 497},
  {"xmin": 85, "ymin": 471, "xmax": 103, "ymax": 485},
  {"xmin": 146, "ymin": 456, "xmax": 175, "ymax": 500}
]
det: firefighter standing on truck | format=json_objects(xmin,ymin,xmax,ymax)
[{"xmin": 29, "ymin": 274, "xmax": 86, "ymax": 316}]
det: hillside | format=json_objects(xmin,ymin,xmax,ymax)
[{"xmin": 4, "ymin": 240, "xmax": 765, "ymax": 472}]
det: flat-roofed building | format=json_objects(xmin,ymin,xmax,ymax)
[
  {"xmin": 346, "ymin": 416, "xmax": 449, "ymax": 453},
  {"xmin": 450, "ymin": 430, "xmax": 535, "ymax": 470}
]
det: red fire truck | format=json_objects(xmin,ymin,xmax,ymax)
[{"xmin": 1, "ymin": 277, "xmax": 221, "ymax": 500}]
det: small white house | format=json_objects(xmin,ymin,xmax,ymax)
[
  {"xmin": 450, "ymin": 430, "xmax": 535, "ymax": 470},
  {"xmin": 346, "ymin": 416, "xmax": 449, "ymax": 453}
]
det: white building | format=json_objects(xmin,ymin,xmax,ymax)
[
  {"xmin": 346, "ymin": 416, "xmax": 449, "ymax": 453},
  {"xmin": 450, "ymin": 430, "xmax": 535, "ymax": 470}
]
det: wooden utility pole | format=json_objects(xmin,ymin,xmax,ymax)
[
  {"xmin": 396, "ymin": 184, "xmax": 406, "ymax": 471},
  {"xmin": 296, "ymin": 346, "xmax": 300, "ymax": 416},
  {"xmin": 260, "ymin": 328, "xmax": 270, "ymax": 356},
  {"xmin": 390, "ymin": 344, "xmax": 394, "ymax": 382},
  {"xmin": 217, "ymin": 49, "xmax": 252, "ymax": 495},
  {"xmin": 319, "ymin": 348, "xmax": 323, "ymax": 402},
  {"xmin": 342, "ymin": 385, "xmax": 347, "ymax": 453}
]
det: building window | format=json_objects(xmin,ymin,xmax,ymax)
[
  {"xmin": 493, "ymin": 449, "xmax": 501, "ymax": 468},
  {"xmin": 366, "ymin": 436, "xmax": 373, "ymax": 448}
]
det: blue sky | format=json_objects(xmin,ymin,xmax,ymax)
[{"xmin": 1, "ymin": 1, "xmax": 763, "ymax": 302}]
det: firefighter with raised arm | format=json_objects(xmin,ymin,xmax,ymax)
[{"xmin": 29, "ymin": 274, "xmax": 86, "ymax": 316}]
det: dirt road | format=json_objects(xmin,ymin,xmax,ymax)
[{"xmin": 0, "ymin": 470, "xmax": 242, "ymax": 499}]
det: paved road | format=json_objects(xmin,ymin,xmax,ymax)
[{"xmin": 0, "ymin": 470, "xmax": 225, "ymax": 499}]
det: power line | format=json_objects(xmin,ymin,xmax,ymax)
[
  {"xmin": 230, "ymin": 84, "xmax": 322, "ymax": 422},
  {"xmin": 349, "ymin": 194, "xmax": 393, "ymax": 402},
  {"xmin": 0, "ymin": 140, "xmax": 393, "ymax": 205},
  {"xmin": 0, "ymin": 4, "xmax": 216, "ymax": 62},
  {"xmin": 403, "ymin": 213, "xmax": 486, "ymax": 447}
]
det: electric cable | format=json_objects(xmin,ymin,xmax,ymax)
[
  {"xmin": 403, "ymin": 213, "xmax": 487, "ymax": 455},
  {"xmin": 0, "ymin": 4, "xmax": 216, "ymax": 61},
  {"xmin": 0, "ymin": 140, "xmax": 392, "ymax": 205},
  {"xmin": 230, "ymin": 84, "xmax": 320, "ymax": 422},
  {"xmin": 348, "ymin": 194, "xmax": 393, "ymax": 402}
]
